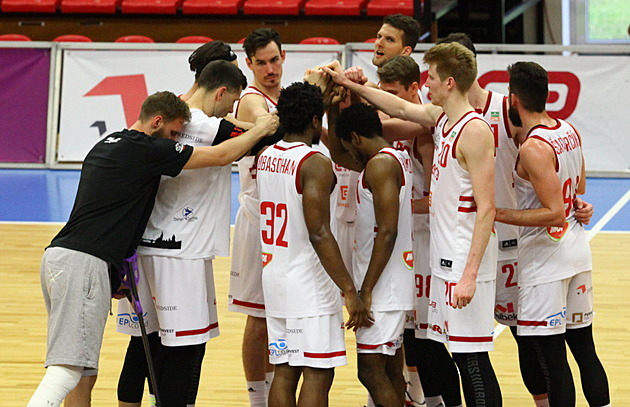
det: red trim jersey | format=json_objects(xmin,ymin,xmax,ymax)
[
  {"xmin": 354, "ymin": 147, "xmax": 415, "ymax": 312},
  {"xmin": 392, "ymin": 138, "xmax": 429, "ymax": 234},
  {"xmin": 430, "ymin": 111, "xmax": 498, "ymax": 282},
  {"xmin": 479, "ymin": 92, "xmax": 519, "ymax": 261},
  {"xmin": 235, "ymin": 86, "xmax": 278, "ymax": 226},
  {"xmin": 257, "ymin": 141, "xmax": 342, "ymax": 318},
  {"xmin": 514, "ymin": 119, "xmax": 592, "ymax": 286}
]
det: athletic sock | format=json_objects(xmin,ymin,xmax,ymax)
[
  {"xmin": 265, "ymin": 371, "xmax": 274, "ymax": 401},
  {"xmin": 27, "ymin": 365, "xmax": 83, "ymax": 407},
  {"xmin": 405, "ymin": 368, "xmax": 425, "ymax": 404},
  {"xmin": 424, "ymin": 395, "xmax": 445, "ymax": 407},
  {"xmin": 247, "ymin": 380, "xmax": 267, "ymax": 407}
]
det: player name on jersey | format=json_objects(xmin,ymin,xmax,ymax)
[{"xmin": 257, "ymin": 155, "xmax": 298, "ymax": 175}]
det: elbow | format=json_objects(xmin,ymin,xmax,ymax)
[{"xmin": 378, "ymin": 227, "xmax": 398, "ymax": 246}]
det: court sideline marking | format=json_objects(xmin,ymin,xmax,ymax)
[{"xmin": 494, "ymin": 189, "xmax": 630, "ymax": 340}]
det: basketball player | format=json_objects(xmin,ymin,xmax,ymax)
[
  {"xmin": 257, "ymin": 81, "xmax": 371, "ymax": 407},
  {"xmin": 228, "ymin": 27, "xmax": 284, "ymax": 407},
  {"xmin": 378, "ymin": 56, "xmax": 462, "ymax": 407},
  {"xmin": 27, "ymin": 91, "xmax": 278, "ymax": 407},
  {"xmin": 326, "ymin": 102, "xmax": 414, "ymax": 407},
  {"xmin": 324, "ymin": 42, "xmax": 502, "ymax": 407},
  {"xmin": 495, "ymin": 61, "xmax": 610, "ymax": 407}
]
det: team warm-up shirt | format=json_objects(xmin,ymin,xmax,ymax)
[
  {"xmin": 138, "ymin": 109, "xmax": 245, "ymax": 259},
  {"xmin": 430, "ymin": 111, "xmax": 498, "ymax": 282},
  {"xmin": 257, "ymin": 141, "xmax": 342, "ymax": 318},
  {"xmin": 515, "ymin": 119, "xmax": 592, "ymax": 286},
  {"xmin": 479, "ymin": 91, "xmax": 519, "ymax": 261},
  {"xmin": 50, "ymin": 129, "xmax": 193, "ymax": 266},
  {"xmin": 235, "ymin": 86, "xmax": 278, "ymax": 227},
  {"xmin": 354, "ymin": 147, "xmax": 415, "ymax": 312}
]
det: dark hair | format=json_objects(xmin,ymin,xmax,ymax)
[
  {"xmin": 508, "ymin": 61, "xmax": 548, "ymax": 113},
  {"xmin": 423, "ymin": 42, "xmax": 477, "ymax": 93},
  {"xmin": 188, "ymin": 40, "xmax": 237, "ymax": 81},
  {"xmin": 383, "ymin": 14, "xmax": 421, "ymax": 50},
  {"xmin": 276, "ymin": 82, "xmax": 323, "ymax": 134},
  {"xmin": 138, "ymin": 91, "xmax": 191, "ymax": 122},
  {"xmin": 377, "ymin": 55, "xmax": 420, "ymax": 89},
  {"xmin": 436, "ymin": 32, "xmax": 477, "ymax": 56},
  {"xmin": 243, "ymin": 28, "xmax": 282, "ymax": 60},
  {"xmin": 335, "ymin": 103, "xmax": 382, "ymax": 142},
  {"xmin": 197, "ymin": 60, "xmax": 247, "ymax": 94}
]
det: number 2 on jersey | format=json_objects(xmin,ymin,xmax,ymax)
[{"xmin": 260, "ymin": 201, "xmax": 288, "ymax": 247}]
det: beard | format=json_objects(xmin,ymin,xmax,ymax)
[{"xmin": 508, "ymin": 104, "xmax": 523, "ymax": 127}]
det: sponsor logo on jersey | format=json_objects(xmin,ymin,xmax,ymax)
[
  {"xmin": 500, "ymin": 239, "xmax": 518, "ymax": 249},
  {"xmin": 440, "ymin": 258, "xmax": 453, "ymax": 269},
  {"xmin": 403, "ymin": 251, "xmax": 414, "ymax": 269},
  {"xmin": 545, "ymin": 308, "xmax": 567, "ymax": 327},
  {"xmin": 262, "ymin": 252, "xmax": 272, "ymax": 267},
  {"xmin": 104, "ymin": 136, "xmax": 121, "ymax": 144},
  {"xmin": 268, "ymin": 339, "xmax": 298, "ymax": 357},
  {"xmin": 117, "ymin": 312, "xmax": 148, "ymax": 329},
  {"xmin": 546, "ymin": 221, "xmax": 569, "ymax": 241},
  {"xmin": 449, "ymin": 131, "xmax": 457, "ymax": 140},
  {"xmin": 490, "ymin": 111, "xmax": 500, "ymax": 121},
  {"xmin": 174, "ymin": 142, "xmax": 184, "ymax": 153},
  {"xmin": 287, "ymin": 329, "xmax": 303, "ymax": 334}
]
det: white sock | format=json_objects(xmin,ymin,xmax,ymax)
[
  {"xmin": 265, "ymin": 371, "xmax": 274, "ymax": 399},
  {"xmin": 367, "ymin": 394, "xmax": 377, "ymax": 407},
  {"xmin": 27, "ymin": 365, "xmax": 83, "ymax": 407},
  {"xmin": 406, "ymin": 369, "xmax": 425, "ymax": 404},
  {"xmin": 425, "ymin": 395, "xmax": 445, "ymax": 407},
  {"xmin": 247, "ymin": 380, "xmax": 267, "ymax": 407}
]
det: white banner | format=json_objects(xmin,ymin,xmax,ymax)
[
  {"xmin": 350, "ymin": 51, "xmax": 630, "ymax": 174},
  {"xmin": 58, "ymin": 48, "xmax": 341, "ymax": 162}
]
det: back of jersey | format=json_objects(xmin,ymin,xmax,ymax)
[{"xmin": 257, "ymin": 140, "xmax": 342, "ymax": 318}]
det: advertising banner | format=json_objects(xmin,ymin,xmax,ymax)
[
  {"xmin": 57, "ymin": 48, "xmax": 340, "ymax": 162},
  {"xmin": 0, "ymin": 48, "xmax": 50, "ymax": 163},
  {"xmin": 351, "ymin": 51, "xmax": 630, "ymax": 174}
]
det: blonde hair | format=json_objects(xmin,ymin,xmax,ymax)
[{"xmin": 423, "ymin": 42, "xmax": 477, "ymax": 93}]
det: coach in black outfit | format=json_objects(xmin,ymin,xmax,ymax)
[{"xmin": 27, "ymin": 91, "xmax": 278, "ymax": 407}]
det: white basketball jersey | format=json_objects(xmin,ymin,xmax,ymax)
[
  {"xmin": 479, "ymin": 91, "xmax": 519, "ymax": 260},
  {"xmin": 257, "ymin": 140, "xmax": 342, "ymax": 318},
  {"xmin": 139, "ymin": 109, "xmax": 231, "ymax": 258},
  {"xmin": 430, "ymin": 111, "xmax": 498, "ymax": 282},
  {"xmin": 392, "ymin": 138, "xmax": 429, "ymax": 234},
  {"xmin": 515, "ymin": 119, "xmax": 592, "ymax": 286},
  {"xmin": 354, "ymin": 147, "xmax": 415, "ymax": 312},
  {"xmin": 332, "ymin": 164, "xmax": 358, "ymax": 222},
  {"xmin": 235, "ymin": 86, "xmax": 278, "ymax": 226}
]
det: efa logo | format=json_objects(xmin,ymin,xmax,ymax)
[
  {"xmin": 546, "ymin": 221, "xmax": 569, "ymax": 242},
  {"xmin": 403, "ymin": 251, "xmax": 414, "ymax": 270},
  {"xmin": 419, "ymin": 69, "xmax": 581, "ymax": 119}
]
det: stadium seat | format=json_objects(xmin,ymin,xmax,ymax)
[
  {"xmin": 364, "ymin": 37, "xmax": 376, "ymax": 42},
  {"xmin": 121, "ymin": 0, "xmax": 180, "ymax": 14},
  {"xmin": 115, "ymin": 35, "xmax": 155, "ymax": 42},
  {"xmin": 1, "ymin": 0, "xmax": 59, "ymax": 13},
  {"xmin": 176, "ymin": 35, "xmax": 214, "ymax": 43},
  {"xmin": 299, "ymin": 36, "xmax": 339, "ymax": 45},
  {"xmin": 243, "ymin": 0, "xmax": 304, "ymax": 15},
  {"xmin": 237, "ymin": 37, "xmax": 246, "ymax": 43},
  {"xmin": 0, "ymin": 33, "xmax": 32, "ymax": 41},
  {"xmin": 53, "ymin": 34, "xmax": 93, "ymax": 42},
  {"xmin": 61, "ymin": 0, "xmax": 119, "ymax": 13},
  {"xmin": 182, "ymin": 0, "xmax": 242, "ymax": 14},
  {"xmin": 303, "ymin": 0, "xmax": 366, "ymax": 16},
  {"xmin": 366, "ymin": 0, "xmax": 412, "ymax": 16}
]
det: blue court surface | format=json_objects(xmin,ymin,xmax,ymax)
[{"xmin": 1, "ymin": 169, "xmax": 629, "ymax": 231}]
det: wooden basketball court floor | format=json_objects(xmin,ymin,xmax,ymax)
[{"xmin": 1, "ymin": 222, "xmax": 627, "ymax": 406}]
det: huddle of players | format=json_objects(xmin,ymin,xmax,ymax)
[{"xmin": 41, "ymin": 15, "xmax": 610, "ymax": 407}]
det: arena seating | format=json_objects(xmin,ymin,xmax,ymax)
[
  {"xmin": 303, "ymin": 0, "xmax": 366, "ymax": 16},
  {"xmin": 61, "ymin": 0, "xmax": 119, "ymax": 13},
  {"xmin": 53, "ymin": 34, "xmax": 93, "ymax": 41},
  {"xmin": 0, "ymin": 33, "xmax": 32, "ymax": 40},
  {"xmin": 1, "ymin": 0, "xmax": 59, "ymax": 13},
  {"xmin": 115, "ymin": 34, "xmax": 155, "ymax": 42},
  {"xmin": 182, "ymin": 0, "xmax": 242, "ymax": 14},
  {"xmin": 242, "ymin": 0, "xmax": 304, "ymax": 15},
  {"xmin": 366, "ymin": 0, "xmax": 413, "ymax": 16},
  {"xmin": 176, "ymin": 35, "xmax": 214, "ymax": 43},
  {"xmin": 299, "ymin": 36, "xmax": 339, "ymax": 44},
  {"xmin": 121, "ymin": 0, "xmax": 180, "ymax": 14}
]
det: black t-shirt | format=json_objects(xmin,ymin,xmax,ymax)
[{"xmin": 50, "ymin": 129, "xmax": 193, "ymax": 266}]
